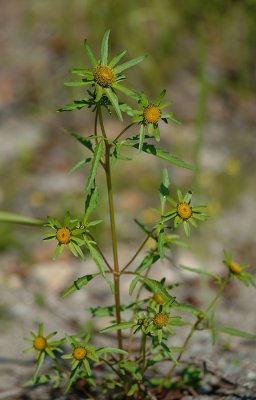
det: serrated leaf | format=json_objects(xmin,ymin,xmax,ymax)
[
  {"xmin": 86, "ymin": 140, "xmax": 103, "ymax": 192},
  {"xmin": 62, "ymin": 274, "xmax": 97, "ymax": 297},
  {"xmin": 0, "ymin": 211, "xmax": 44, "ymax": 226},
  {"xmin": 179, "ymin": 264, "xmax": 221, "ymax": 283},
  {"xmin": 132, "ymin": 142, "xmax": 195, "ymax": 170},
  {"xmin": 216, "ymin": 327, "xmax": 256, "ymax": 339},
  {"xmin": 100, "ymin": 321, "xmax": 134, "ymax": 333}
]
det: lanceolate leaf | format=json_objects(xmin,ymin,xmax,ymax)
[
  {"xmin": 216, "ymin": 327, "xmax": 256, "ymax": 339},
  {"xmin": 131, "ymin": 142, "xmax": 195, "ymax": 170},
  {"xmin": 62, "ymin": 274, "xmax": 98, "ymax": 297},
  {"xmin": 141, "ymin": 277, "xmax": 176, "ymax": 303},
  {"xmin": 97, "ymin": 347, "xmax": 128, "ymax": 355},
  {"xmin": 86, "ymin": 140, "xmax": 103, "ymax": 192},
  {"xmin": 179, "ymin": 265, "xmax": 221, "ymax": 284},
  {"xmin": 0, "ymin": 211, "xmax": 44, "ymax": 226},
  {"xmin": 135, "ymin": 252, "xmax": 160, "ymax": 273},
  {"xmin": 100, "ymin": 30, "xmax": 110, "ymax": 65},
  {"xmin": 100, "ymin": 321, "xmax": 134, "ymax": 333},
  {"xmin": 84, "ymin": 186, "xmax": 99, "ymax": 221},
  {"xmin": 66, "ymin": 131, "xmax": 94, "ymax": 152},
  {"xmin": 113, "ymin": 55, "xmax": 146, "ymax": 74},
  {"xmin": 86, "ymin": 241, "xmax": 105, "ymax": 276}
]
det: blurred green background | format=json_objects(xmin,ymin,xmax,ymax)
[{"xmin": 1, "ymin": 0, "xmax": 256, "ymax": 267}]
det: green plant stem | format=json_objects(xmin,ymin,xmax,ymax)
[
  {"xmin": 98, "ymin": 106, "xmax": 123, "ymax": 351},
  {"xmin": 159, "ymin": 273, "xmax": 231, "ymax": 389},
  {"xmin": 113, "ymin": 123, "xmax": 134, "ymax": 142},
  {"xmin": 139, "ymin": 333, "xmax": 147, "ymax": 377},
  {"xmin": 121, "ymin": 232, "xmax": 152, "ymax": 273}
]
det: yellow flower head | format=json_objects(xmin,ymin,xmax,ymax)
[
  {"xmin": 93, "ymin": 65, "xmax": 115, "ymax": 88},
  {"xmin": 73, "ymin": 346, "xmax": 87, "ymax": 361},
  {"xmin": 153, "ymin": 293, "xmax": 165, "ymax": 304},
  {"xmin": 33, "ymin": 336, "xmax": 47, "ymax": 351},
  {"xmin": 228, "ymin": 261, "xmax": 242, "ymax": 274},
  {"xmin": 177, "ymin": 202, "xmax": 192, "ymax": 220},
  {"xmin": 153, "ymin": 312, "xmax": 168, "ymax": 328},
  {"xmin": 56, "ymin": 227, "xmax": 71, "ymax": 244},
  {"xmin": 143, "ymin": 105, "xmax": 161, "ymax": 124}
]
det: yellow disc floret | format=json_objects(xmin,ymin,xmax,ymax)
[
  {"xmin": 33, "ymin": 336, "xmax": 47, "ymax": 351},
  {"xmin": 56, "ymin": 227, "xmax": 71, "ymax": 244},
  {"xmin": 93, "ymin": 65, "xmax": 115, "ymax": 87},
  {"xmin": 228, "ymin": 261, "xmax": 242, "ymax": 274},
  {"xmin": 177, "ymin": 203, "xmax": 192, "ymax": 220},
  {"xmin": 153, "ymin": 312, "xmax": 168, "ymax": 328},
  {"xmin": 143, "ymin": 105, "xmax": 161, "ymax": 124},
  {"xmin": 73, "ymin": 346, "xmax": 87, "ymax": 361},
  {"xmin": 154, "ymin": 293, "xmax": 165, "ymax": 304}
]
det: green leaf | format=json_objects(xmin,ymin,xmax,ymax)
[
  {"xmin": 0, "ymin": 211, "xmax": 44, "ymax": 226},
  {"xmin": 64, "ymin": 81, "xmax": 93, "ymax": 87},
  {"xmin": 34, "ymin": 352, "xmax": 45, "ymax": 378},
  {"xmin": 86, "ymin": 140, "xmax": 103, "ymax": 193},
  {"xmin": 160, "ymin": 168, "xmax": 170, "ymax": 200},
  {"xmin": 109, "ymin": 49, "xmax": 127, "ymax": 68},
  {"xmin": 69, "ymin": 157, "xmax": 91, "ymax": 173},
  {"xmin": 66, "ymin": 131, "xmax": 94, "ymax": 152},
  {"xmin": 183, "ymin": 221, "xmax": 190, "ymax": 237},
  {"xmin": 86, "ymin": 241, "xmax": 105, "ymax": 276},
  {"xmin": 179, "ymin": 265, "xmax": 221, "ymax": 284},
  {"xmin": 100, "ymin": 321, "xmax": 134, "ymax": 333},
  {"xmin": 100, "ymin": 30, "xmax": 110, "ymax": 65},
  {"xmin": 53, "ymin": 244, "xmax": 65, "ymax": 260},
  {"xmin": 97, "ymin": 347, "xmax": 128, "ymax": 355},
  {"xmin": 83, "ymin": 39, "xmax": 97, "ymax": 67},
  {"xmin": 84, "ymin": 186, "xmax": 99, "ymax": 222},
  {"xmin": 57, "ymin": 99, "xmax": 90, "ymax": 112},
  {"xmin": 172, "ymin": 302, "xmax": 202, "ymax": 316},
  {"xmin": 132, "ymin": 142, "xmax": 195, "ymax": 170},
  {"xmin": 135, "ymin": 252, "xmax": 160, "ymax": 273},
  {"xmin": 62, "ymin": 274, "xmax": 97, "ymax": 297},
  {"xmin": 113, "ymin": 55, "xmax": 146, "ymax": 74},
  {"xmin": 216, "ymin": 327, "xmax": 256, "ymax": 339},
  {"xmin": 105, "ymin": 88, "xmax": 123, "ymax": 121},
  {"xmin": 129, "ymin": 276, "xmax": 140, "ymax": 296},
  {"xmin": 141, "ymin": 277, "xmax": 176, "ymax": 303}
]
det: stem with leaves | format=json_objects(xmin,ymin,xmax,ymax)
[
  {"xmin": 98, "ymin": 106, "xmax": 123, "ymax": 351},
  {"xmin": 159, "ymin": 273, "xmax": 231, "ymax": 389}
]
